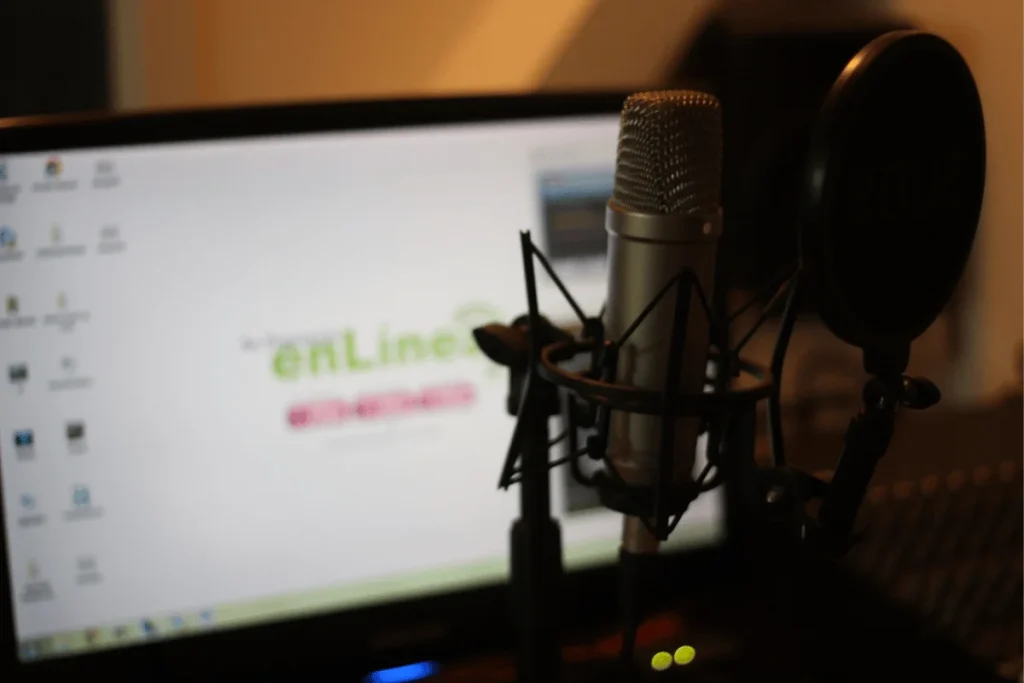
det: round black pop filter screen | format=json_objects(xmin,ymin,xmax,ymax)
[{"xmin": 802, "ymin": 30, "xmax": 986, "ymax": 353}]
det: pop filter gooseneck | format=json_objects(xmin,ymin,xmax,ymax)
[{"xmin": 801, "ymin": 30, "xmax": 986, "ymax": 368}]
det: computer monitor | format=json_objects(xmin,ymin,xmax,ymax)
[{"xmin": 0, "ymin": 95, "xmax": 724, "ymax": 667}]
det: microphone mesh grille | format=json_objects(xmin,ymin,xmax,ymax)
[{"xmin": 612, "ymin": 90, "xmax": 723, "ymax": 216}]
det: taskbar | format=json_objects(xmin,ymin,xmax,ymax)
[
  {"xmin": 17, "ymin": 521, "xmax": 722, "ymax": 663},
  {"xmin": 18, "ymin": 608, "xmax": 217, "ymax": 662}
]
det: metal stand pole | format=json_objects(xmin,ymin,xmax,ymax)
[
  {"xmin": 510, "ymin": 231, "xmax": 563, "ymax": 683},
  {"xmin": 509, "ymin": 389, "xmax": 562, "ymax": 683}
]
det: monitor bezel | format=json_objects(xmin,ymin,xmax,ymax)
[{"xmin": 0, "ymin": 92, "xmax": 733, "ymax": 680}]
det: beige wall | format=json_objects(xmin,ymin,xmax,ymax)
[
  {"xmin": 109, "ymin": 0, "xmax": 1022, "ymax": 405},
  {"xmin": 889, "ymin": 0, "xmax": 1023, "ymax": 405},
  {"xmin": 110, "ymin": 0, "xmax": 597, "ymax": 108}
]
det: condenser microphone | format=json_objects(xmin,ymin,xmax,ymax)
[{"xmin": 603, "ymin": 91, "xmax": 723, "ymax": 555}]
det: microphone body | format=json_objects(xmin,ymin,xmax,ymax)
[
  {"xmin": 604, "ymin": 207, "xmax": 721, "ymax": 552},
  {"xmin": 603, "ymin": 90, "xmax": 723, "ymax": 556}
]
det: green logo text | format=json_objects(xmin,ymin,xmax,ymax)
[{"xmin": 271, "ymin": 303, "xmax": 501, "ymax": 381}]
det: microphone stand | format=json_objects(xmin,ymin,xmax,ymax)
[
  {"xmin": 479, "ymin": 324, "xmax": 563, "ymax": 683},
  {"xmin": 510, "ymin": 377, "xmax": 563, "ymax": 683},
  {"xmin": 503, "ymin": 232, "xmax": 566, "ymax": 683}
]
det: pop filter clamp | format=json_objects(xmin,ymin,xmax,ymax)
[{"xmin": 474, "ymin": 29, "xmax": 985, "ymax": 683}]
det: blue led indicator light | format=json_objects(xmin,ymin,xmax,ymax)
[{"xmin": 365, "ymin": 661, "xmax": 439, "ymax": 683}]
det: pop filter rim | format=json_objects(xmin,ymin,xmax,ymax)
[{"xmin": 801, "ymin": 29, "xmax": 987, "ymax": 353}]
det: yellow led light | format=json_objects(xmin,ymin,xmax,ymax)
[
  {"xmin": 650, "ymin": 651, "xmax": 673, "ymax": 672},
  {"xmin": 674, "ymin": 645, "xmax": 696, "ymax": 665}
]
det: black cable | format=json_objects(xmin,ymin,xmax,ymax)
[
  {"xmin": 548, "ymin": 431, "xmax": 567, "ymax": 447},
  {"xmin": 767, "ymin": 272, "xmax": 801, "ymax": 467}
]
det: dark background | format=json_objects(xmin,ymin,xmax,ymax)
[{"xmin": 0, "ymin": 1, "xmax": 110, "ymax": 119}]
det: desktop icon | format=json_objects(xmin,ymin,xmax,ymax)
[
  {"xmin": 96, "ymin": 160, "xmax": 114, "ymax": 175},
  {"xmin": 66, "ymin": 422, "xmax": 86, "ymax": 441},
  {"xmin": 72, "ymin": 485, "xmax": 91, "ymax": 508},
  {"xmin": 50, "ymin": 223, "xmax": 62, "ymax": 245},
  {"xmin": 45, "ymin": 156, "xmax": 62, "ymax": 178},
  {"xmin": 86, "ymin": 628, "xmax": 99, "ymax": 645},
  {"xmin": 5, "ymin": 295, "xmax": 17, "ymax": 315},
  {"xmin": 0, "ymin": 161, "xmax": 6, "ymax": 181},
  {"xmin": 113, "ymin": 625, "xmax": 128, "ymax": 639},
  {"xmin": 20, "ymin": 494, "xmax": 36, "ymax": 510},
  {"xmin": 141, "ymin": 619, "xmax": 156, "ymax": 636},
  {"xmin": 27, "ymin": 559, "xmax": 41, "ymax": 581},
  {"xmin": 56, "ymin": 292, "xmax": 67, "ymax": 309},
  {"xmin": 8, "ymin": 363, "xmax": 28, "ymax": 383},
  {"xmin": 171, "ymin": 615, "xmax": 185, "ymax": 630},
  {"xmin": 61, "ymin": 356, "xmax": 77, "ymax": 374},
  {"xmin": 0, "ymin": 226, "xmax": 15, "ymax": 249},
  {"xmin": 14, "ymin": 429, "xmax": 34, "ymax": 447},
  {"xmin": 199, "ymin": 610, "xmax": 214, "ymax": 626}
]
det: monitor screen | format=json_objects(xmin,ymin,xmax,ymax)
[{"xmin": 0, "ymin": 108, "xmax": 723, "ymax": 662}]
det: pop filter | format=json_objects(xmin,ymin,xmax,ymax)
[{"xmin": 801, "ymin": 30, "xmax": 986, "ymax": 360}]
